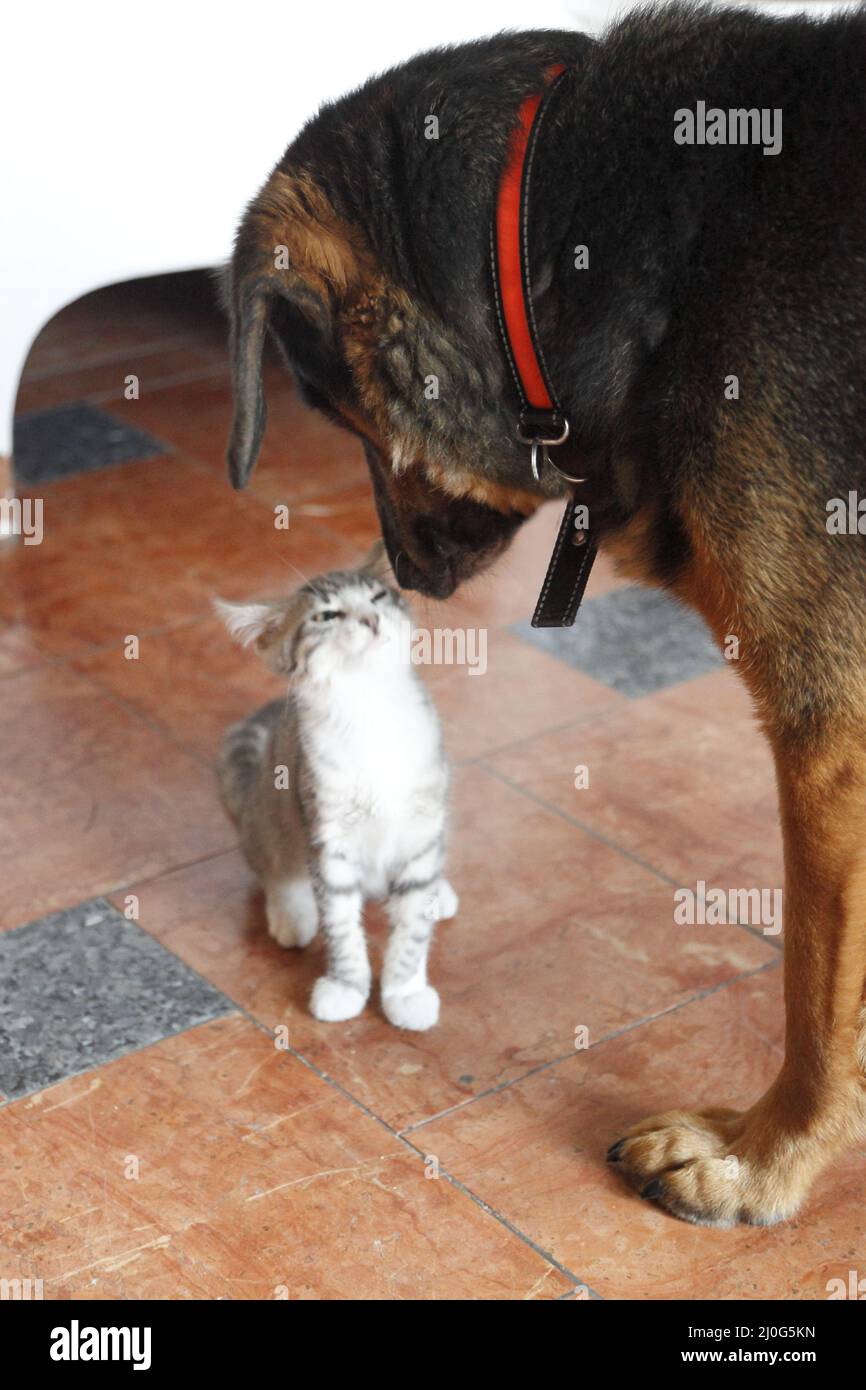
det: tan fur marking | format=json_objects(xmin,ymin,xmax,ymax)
[
  {"xmin": 422, "ymin": 460, "xmax": 542, "ymax": 516},
  {"xmin": 248, "ymin": 169, "xmax": 374, "ymax": 299},
  {"xmin": 600, "ymin": 501, "xmax": 665, "ymax": 587}
]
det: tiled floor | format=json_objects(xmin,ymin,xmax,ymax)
[{"xmin": 0, "ymin": 272, "xmax": 859, "ymax": 1301}]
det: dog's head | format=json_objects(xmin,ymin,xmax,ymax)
[{"xmin": 223, "ymin": 32, "xmax": 593, "ymax": 598}]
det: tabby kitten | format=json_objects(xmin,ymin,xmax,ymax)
[{"xmin": 215, "ymin": 548, "xmax": 458, "ymax": 1031}]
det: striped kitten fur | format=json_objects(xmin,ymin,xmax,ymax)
[{"xmin": 215, "ymin": 547, "xmax": 458, "ymax": 1030}]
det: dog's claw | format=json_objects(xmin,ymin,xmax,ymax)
[
  {"xmin": 607, "ymin": 1140, "xmax": 625, "ymax": 1162},
  {"xmin": 640, "ymin": 1179, "xmax": 664, "ymax": 1202}
]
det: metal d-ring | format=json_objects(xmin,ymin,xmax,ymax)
[
  {"xmin": 530, "ymin": 439, "xmax": 547, "ymax": 483},
  {"xmin": 546, "ymin": 453, "xmax": 589, "ymax": 485},
  {"xmin": 529, "ymin": 438, "xmax": 588, "ymax": 486}
]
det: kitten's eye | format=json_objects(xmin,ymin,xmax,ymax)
[
  {"xmin": 312, "ymin": 609, "xmax": 344, "ymax": 623},
  {"xmin": 372, "ymin": 590, "xmax": 388, "ymax": 603}
]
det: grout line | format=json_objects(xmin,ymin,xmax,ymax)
[
  {"xmin": 67, "ymin": 612, "xmax": 205, "ymax": 657},
  {"xmin": 400, "ymin": 1151, "xmax": 604, "ymax": 1300},
  {"xmin": 0, "ymin": 1009, "xmax": 236, "ymax": 1109},
  {"xmin": 100, "ymin": 844, "xmax": 241, "ymax": 903},
  {"xmin": 478, "ymin": 759, "xmax": 683, "ymax": 886},
  {"xmin": 86, "ymin": 364, "xmax": 228, "ymax": 406},
  {"xmin": 269, "ymin": 1035, "xmax": 599, "ymax": 1297},
  {"xmin": 58, "ymin": 661, "xmax": 225, "ymax": 768},
  {"xmin": 478, "ymin": 760, "xmax": 783, "ymax": 952},
  {"xmin": 0, "ymin": 900, "xmax": 596, "ymax": 1297},
  {"xmin": 399, "ymin": 954, "xmax": 782, "ymax": 1137},
  {"xmin": 457, "ymin": 701, "xmax": 626, "ymax": 769},
  {"xmin": 19, "ymin": 333, "xmax": 227, "ymax": 384},
  {"xmin": 0, "ymin": 614, "xmax": 206, "ymax": 683}
]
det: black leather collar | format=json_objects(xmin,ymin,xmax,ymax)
[{"xmin": 490, "ymin": 66, "xmax": 597, "ymax": 627}]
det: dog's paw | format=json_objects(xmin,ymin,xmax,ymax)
[
  {"xmin": 607, "ymin": 1107, "xmax": 803, "ymax": 1227},
  {"xmin": 266, "ymin": 882, "xmax": 318, "ymax": 948},
  {"xmin": 382, "ymin": 985, "xmax": 440, "ymax": 1031},
  {"xmin": 310, "ymin": 976, "xmax": 367, "ymax": 1022}
]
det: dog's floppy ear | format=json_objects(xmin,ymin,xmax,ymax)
[
  {"xmin": 226, "ymin": 270, "xmax": 271, "ymax": 490},
  {"xmin": 225, "ymin": 254, "xmax": 333, "ymax": 491},
  {"xmin": 226, "ymin": 170, "xmax": 369, "ymax": 490}
]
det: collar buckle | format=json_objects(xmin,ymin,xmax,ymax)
[{"xmin": 516, "ymin": 408, "xmax": 569, "ymax": 447}]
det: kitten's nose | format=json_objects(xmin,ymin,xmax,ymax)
[{"xmin": 360, "ymin": 613, "xmax": 379, "ymax": 635}]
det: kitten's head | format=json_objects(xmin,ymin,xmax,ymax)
[{"xmin": 215, "ymin": 542, "xmax": 411, "ymax": 683}]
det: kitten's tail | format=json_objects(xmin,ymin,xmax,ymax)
[{"xmin": 217, "ymin": 701, "xmax": 282, "ymax": 822}]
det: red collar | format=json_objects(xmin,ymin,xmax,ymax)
[
  {"xmin": 491, "ymin": 65, "xmax": 599, "ymax": 630},
  {"xmin": 491, "ymin": 64, "xmax": 571, "ymax": 480}
]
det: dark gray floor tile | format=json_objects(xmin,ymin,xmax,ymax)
[
  {"xmin": 513, "ymin": 586, "xmax": 722, "ymax": 697},
  {"xmin": 13, "ymin": 402, "xmax": 167, "ymax": 484},
  {"xmin": 0, "ymin": 898, "xmax": 233, "ymax": 1099}
]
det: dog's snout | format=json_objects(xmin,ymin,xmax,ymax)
[{"xmin": 360, "ymin": 613, "xmax": 379, "ymax": 635}]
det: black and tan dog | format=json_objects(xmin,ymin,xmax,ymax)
[{"xmin": 222, "ymin": 1, "xmax": 866, "ymax": 1226}]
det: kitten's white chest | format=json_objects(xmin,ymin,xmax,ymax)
[{"xmin": 303, "ymin": 667, "xmax": 445, "ymax": 897}]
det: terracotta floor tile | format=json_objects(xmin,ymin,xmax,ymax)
[
  {"xmin": 21, "ymin": 273, "xmax": 226, "ymax": 378},
  {"xmin": 0, "ymin": 621, "xmax": 44, "ymax": 678},
  {"xmin": 420, "ymin": 629, "xmax": 624, "ymax": 763},
  {"xmin": 292, "ymin": 481, "xmax": 380, "ymax": 552},
  {"xmin": 0, "ymin": 1015, "xmax": 574, "ymax": 1299},
  {"xmin": 486, "ymin": 670, "xmax": 783, "ymax": 891},
  {"xmin": 127, "ymin": 364, "xmax": 370, "ymax": 505},
  {"xmin": 72, "ymin": 613, "xmax": 286, "ymax": 763},
  {"xmin": 112, "ymin": 764, "xmax": 774, "ymax": 1132},
  {"xmin": 0, "ymin": 455, "xmax": 362, "ymax": 655},
  {"xmin": 15, "ymin": 346, "xmax": 227, "ymax": 415},
  {"xmin": 416, "ymin": 968, "xmax": 866, "ymax": 1299},
  {"xmin": 0, "ymin": 666, "xmax": 235, "ymax": 929},
  {"xmin": 653, "ymin": 664, "xmax": 759, "ymax": 724}
]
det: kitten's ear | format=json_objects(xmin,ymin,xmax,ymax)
[
  {"xmin": 359, "ymin": 538, "xmax": 393, "ymax": 582},
  {"xmin": 213, "ymin": 598, "xmax": 282, "ymax": 648},
  {"xmin": 214, "ymin": 595, "xmax": 308, "ymax": 675}
]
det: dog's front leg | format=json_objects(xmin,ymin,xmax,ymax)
[{"xmin": 609, "ymin": 728, "xmax": 866, "ymax": 1226}]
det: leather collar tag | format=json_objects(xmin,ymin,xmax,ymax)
[
  {"xmin": 491, "ymin": 65, "xmax": 596, "ymax": 627},
  {"xmin": 531, "ymin": 497, "xmax": 598, "ymax": 628}
]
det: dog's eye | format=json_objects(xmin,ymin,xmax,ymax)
[
  {"xmin": 312, "ymin": 609, "xmax": 344, "ymax": 623},
  {"xmin": 372, "ymin": 590, "xmax": 388, "ymax": 603}
]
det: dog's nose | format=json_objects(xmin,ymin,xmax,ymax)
[
  {"xmin": 389, "ymin": 546, "xmax": 456, "ymax": 599},
  {"xmin": 360, "ymin": 613, "xmax": 379, "ymax": 635}
]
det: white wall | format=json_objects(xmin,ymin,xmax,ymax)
[{"xmin": 0, "ymin": 0, "xmax": 850, "ymax": 455}]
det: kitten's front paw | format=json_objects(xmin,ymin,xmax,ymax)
[
  {"xmin": 310, "ymin": 976, "xmax": 368, "ymax": 1022},
  {"xmin": 435, "ymin": 881, "xmax": 459, "ymax": 921},
  {"xmin": 382, "ymin": 985, "xmax": 440, "ymax": 1031}
]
